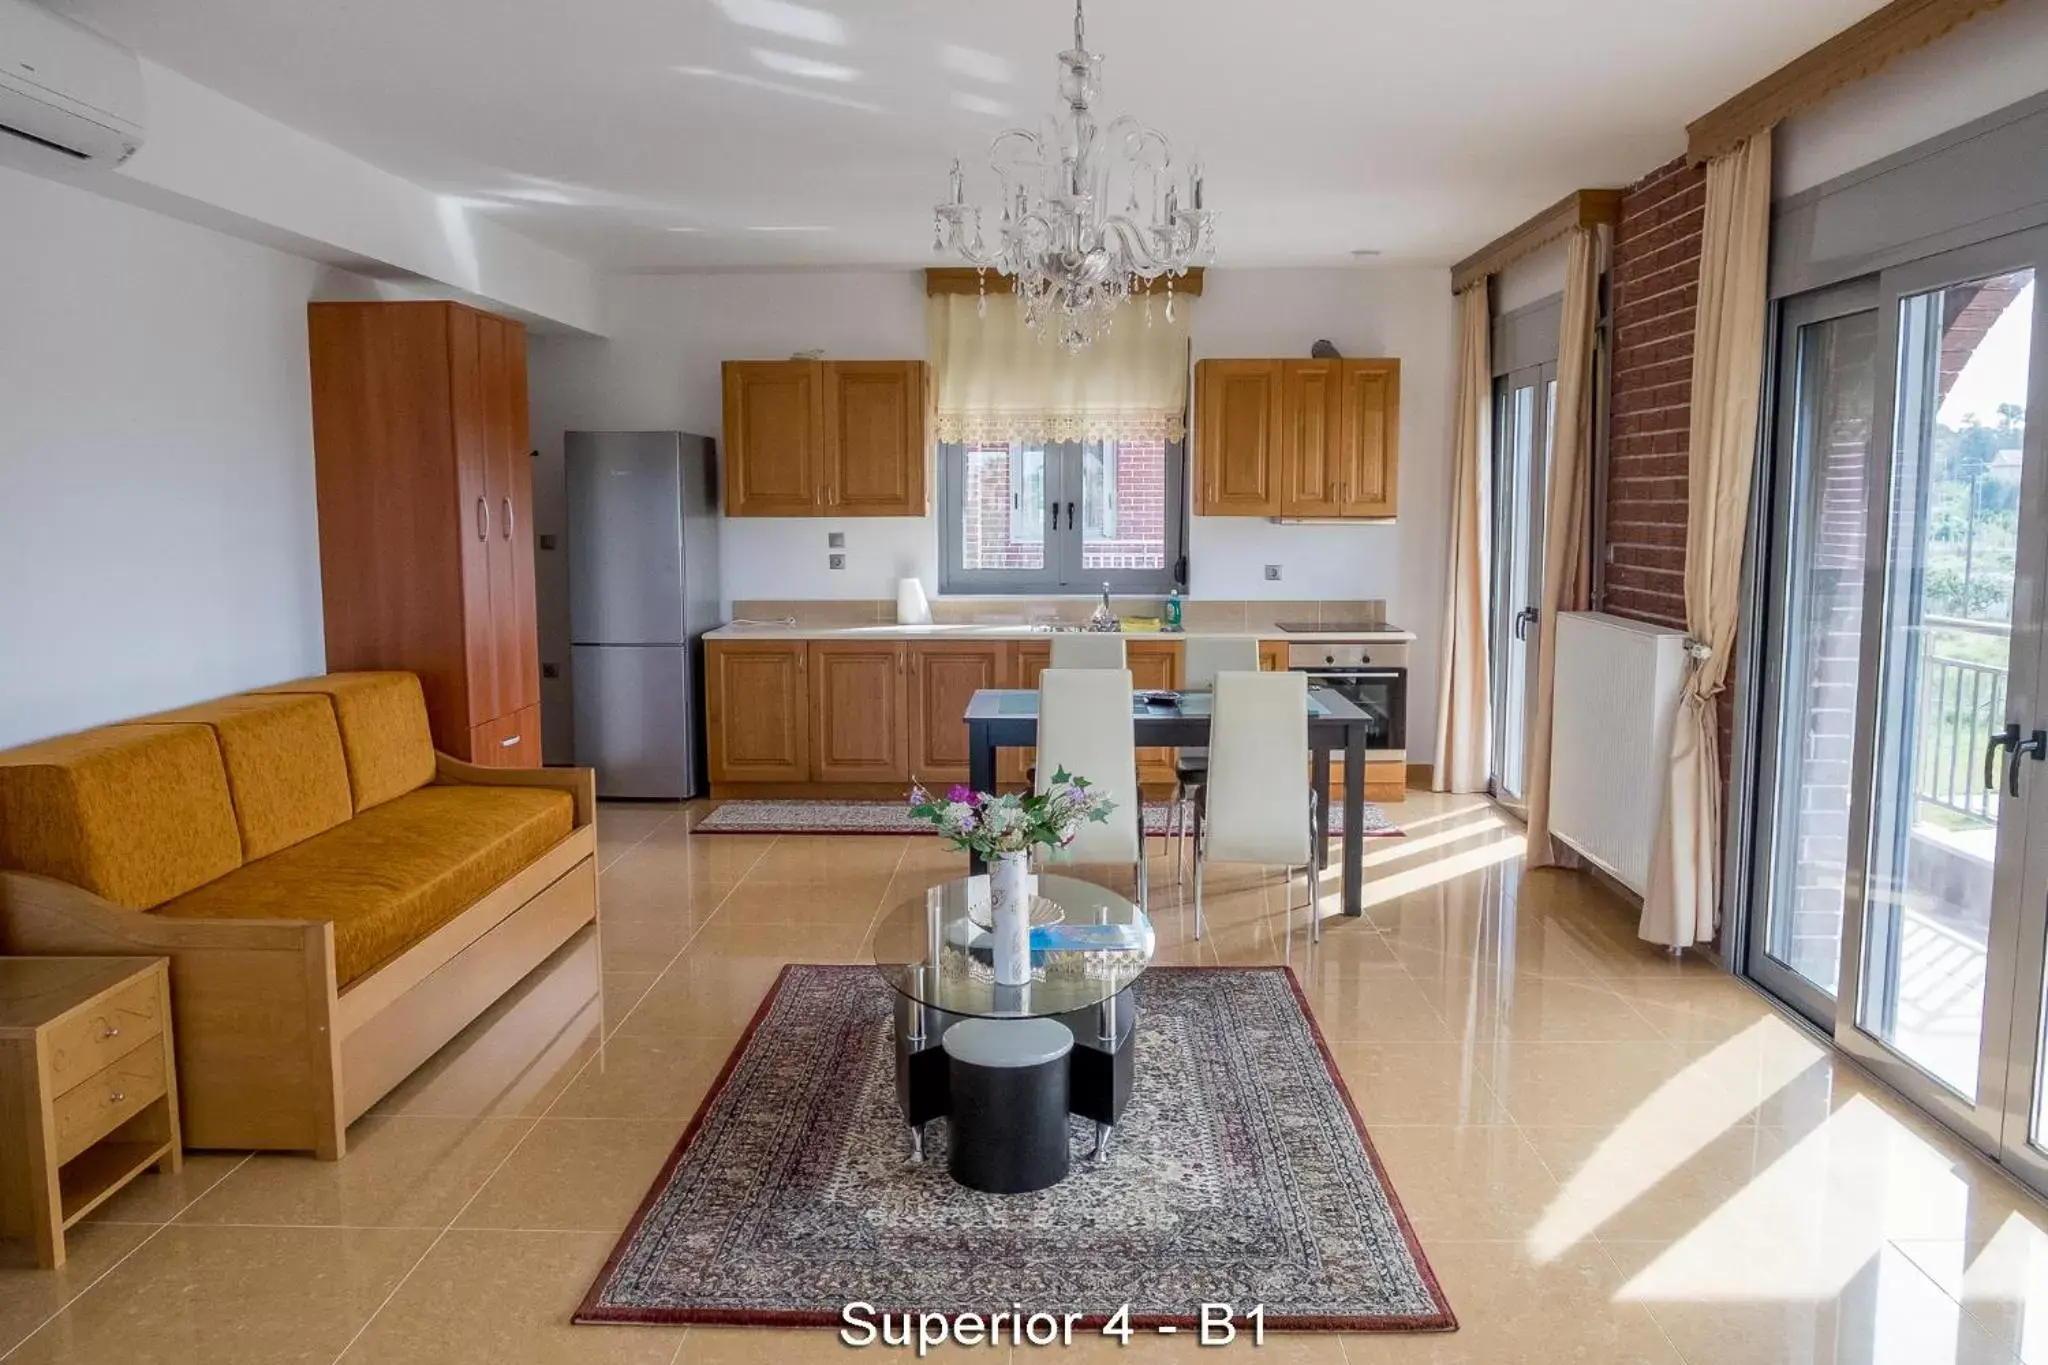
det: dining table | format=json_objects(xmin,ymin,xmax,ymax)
[{"xmin": 962, "ymin": 686, "xmax": 1373, "ymax": 918}]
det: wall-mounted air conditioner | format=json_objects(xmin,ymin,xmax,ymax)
[{"xmin": 0, "ymin": 0, "xmax": 144, "ymax": 167}]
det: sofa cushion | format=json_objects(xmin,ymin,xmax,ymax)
[
  {"xmin": 152, "ymin": 784, "xmax": 575, "ymax": 987},
  {"xmin": 124, "ymin": 694, "xmax": 354, "ymax": 860},
  {"xmin": 256, "ymin": 673, "xmax": 435, "ymax": 812},
  {"xmin": 0, "ymin": 725, "xmax": 243, "ymax": 908}
]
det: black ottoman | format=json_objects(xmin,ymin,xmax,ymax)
[{"xmin": 942, "ymin": 1017, "xmax": 1074, "ymax": 1194}]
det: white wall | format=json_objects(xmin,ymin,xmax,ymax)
[
  {"xmin": 1777, "ymin": 1, "xmax": 2048, "ymax": 199},
  {"xmin": 526, "ymin": 263, "xmax": 1456, "ymax": 757},
  {"xmin": 0, "ymin": 164, "xmax": 341, "ymax": 747}
]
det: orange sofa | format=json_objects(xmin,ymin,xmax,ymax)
[{"xmin": 0, "ymin": 672, "xmax": 597, "ymax": 1158}]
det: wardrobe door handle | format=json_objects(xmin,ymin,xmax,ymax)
[
  {"xmin": 499, "ymin": 734, "xmax": 521, "ymax": 749},
  {"xmin": 476, "ymin": 497, "xmax": 489, "ymax": 541},
  {"xmin": 502, "ymin": 497, "xmax": 514, "ymax": 540}
]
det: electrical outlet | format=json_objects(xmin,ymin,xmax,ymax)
[
  {"xmin": 828, "ymin": 531, "xmax": 846, "ymax": 549},
  {"xmin": 1264, "ymin": 564, "xmax": 1283, "ymax": 582},
  {"xmin": 537, "ymin": 533, "xmax": 557, "ymax": 551},
  {"xmin": 541, "ymin": 662, "xmax": 560, "ymax": 680},
  {"xmin": 829, "ymin": 553, "xmax": 846, "ymax": 570}
]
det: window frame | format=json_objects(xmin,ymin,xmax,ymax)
[{"xmin": 938, "ymin": 437, "xmax": 1185, "ymax": 596}]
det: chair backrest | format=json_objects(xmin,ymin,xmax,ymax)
[
  {"xmin": 1049, "ymin": 633, "xmax": 1127, "ymax": 670},
  {"xmin": 1182, "ymin": 637, "xmax": 1262, "ymax": 691},
  {"xmin": 1035, "ymin": 668, "xmax": 1140, "ymax": 864},
  {"xmin": 1204, "ymin": 670, "xmax": 1313, "ymax": 866}
]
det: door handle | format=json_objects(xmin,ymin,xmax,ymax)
[
  {"xmin": 499, "ymin": 734, "xmax": 522, "ymax": 749},
  {"xmin": 1512, "ymin": 607, "xmax": 1539, "ymax": 641},
  {"xmin": 1986, "ymin": 722, "xmax": 2020, "ymax": 790},
  {"xmin": 475, "ymin": 497, "xmax": 489, "ymax": 541},
  {"xmin": 1064, "ymin": 500, "xmax": 1076, "ymax": 533},
  {"xmin": 2008, "ymin": 729, "xmax": 2047, "ymax": 798}
]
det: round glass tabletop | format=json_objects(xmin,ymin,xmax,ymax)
[{"xmin": 871, "ymin": 872, "xmax": 1155, "ymax": 1020}]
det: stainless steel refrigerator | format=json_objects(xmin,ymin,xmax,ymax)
[{"xmin": 567, "ymin": 432, "xmax": 721, "ymax": 799}]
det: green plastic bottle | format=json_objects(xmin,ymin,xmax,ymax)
[{"xmin": 1166, "ymin": 587, "xmax": 1183, "ymax": 632}]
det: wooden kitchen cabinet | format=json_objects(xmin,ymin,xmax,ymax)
[
  {"xmin": 722, "ymin": 359, "xmax": 928, "ymax": 517},
  {"xmin": 1195, "ymin": 360, "xmax": 1282, "ymax": 515},
  {"xmin": 1128, "ymin": 640, "xmax": 1181, "ymax": 789},
  {"xmin": 722, "ymin": 361, "xmax": 823, "ymax": 516},
  {"xmin": 705, "ymin": 641, "xmax": 810, "ymax": 783},
  {"xmin": 1258, "ymin": 639, "xmax": 1288, "ymax": 672},
  {"xmin": 808, "ymin": 642, "xmax": 909, "ymax": 782},
  {"xmin": 308, "ymin": 301, "xmax": 540, "ymax": 763},
  {"xmin": 908, "ymin": 642, "xmax": 1012, "ymax": 786},
  {"xmin": 1002, "ymin": 643, "xmax": 1052, "ymax": 787},
  {"xmin": 1195, "ymin": 357, "xmax": 1401, "ymax": 520},
  {"xmin": 1336, "ymin": 359, "xmax": 1399, "ymax": 518}
]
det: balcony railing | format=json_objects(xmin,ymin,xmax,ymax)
[{"xmin": 1918, "ymin": 617, "xmax": 2010, "ymax": 824}]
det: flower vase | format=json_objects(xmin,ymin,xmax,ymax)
[{"xmin": 989, "ymin": 853, "xmax": 1032, "ymax": 987}]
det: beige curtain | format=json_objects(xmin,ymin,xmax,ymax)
[
  {"xmin": 1433, "ymin": 283, "xmax": 1493, "ymax": 794},
  {"xmin": 1643, "ymin": 129, "xmax": 1773, "ymax": 947},
  {"xmin": 1524, "ymin": 228, "xmax": 1602, "ymax": 864},
  {"xmin": 927, "ymin": 293, "xmax": 1189, "ymax": 443}
]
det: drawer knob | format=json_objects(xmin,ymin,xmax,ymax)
[
  {"xmin": 102, "ymin": 1025, "xmax": 120, "ymax": 1040},
  {"xmin": 108, "ymin": 1091, "xmax": 125, "ymax": 1104}
]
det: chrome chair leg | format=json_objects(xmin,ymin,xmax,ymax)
[{"xmin": 1193, "ymin": 829, "xmax": 1205, "ymax": 940}]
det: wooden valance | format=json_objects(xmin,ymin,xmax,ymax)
[
  {"xmin": 1686, "ymin": 0, "xmax": 2007, "ymax": 164},
  {"xmin": 925, "ymin": 267, "xmax": 1204, "ymax": 298},
  {"xmin": 1450, "ymin": 190, "xmax": 1621, "ymax": 294}
]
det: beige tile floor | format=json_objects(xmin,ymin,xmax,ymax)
[{"xmin": 3, "ymin": 792, "xmax": 2046, "ymax": 1363}]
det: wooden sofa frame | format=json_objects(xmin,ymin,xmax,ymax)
[{"xmin": 0, "ymin": 757, "xmax": 598, "ymax": 1159}]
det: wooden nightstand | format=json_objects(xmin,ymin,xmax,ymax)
[{"xmin": 0, "ymin": 957, "xmax": 181, "ymax": 1268}]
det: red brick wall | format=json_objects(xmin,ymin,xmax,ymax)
[
  {"xmin": 959, "ymin": 439, "xmax": 1168, "ymax": 572},
  {"xmin": 1603, "ymin": 156, "xmax": 1707, "ymax": 630}
]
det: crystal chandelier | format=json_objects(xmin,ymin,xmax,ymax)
[{"xmin": 933, "ymin": 0, "xmax": 1216, "ymax": 351}]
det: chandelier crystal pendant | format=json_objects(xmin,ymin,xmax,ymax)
[{"xmin": 933, "ymin": 0, "xmax": 1216, "ymax": 351}]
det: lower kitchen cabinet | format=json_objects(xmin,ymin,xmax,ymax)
[
  {"xmin": 908, "ymin": 642, "xmax": 1013, "ymax": 786},
  {"xmin": 808, "ymin": 641, "xmax": 910, "ymax": 782},
  {"xmin": 705, "ymin": 641, "xmax": 810, "ymax": 784}
]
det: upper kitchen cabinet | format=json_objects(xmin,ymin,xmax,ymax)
[
  {"xmin": 307, "ymin": 301, "xmax": 540, "ymax": 765},
  {"xmin": 722, "ymin": 359, "xmax": 930, "ymax": 518},
  {"xmin": 1194, "ymin": 358, "xmax": 1401, "ymax": 520},
  {"xmin": 1194, "ymin": 360, "xmax": 1282, "ymax": 515}
]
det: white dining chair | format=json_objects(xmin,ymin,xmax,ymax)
[
  {"xmin": 1035, "ymin": 667, "xmax": 1145, "ymax": 914},
  {"xmin": 1169, "ymin": 637, "xmax": 1262, "ymax": 872},
  {"xmin": 1049, "ymin": 633, "xmax": 1128, "ymax": 670},
  {"xmin": 1195, "ymin": 669, "xmax": 1320, "ymax": 942}
]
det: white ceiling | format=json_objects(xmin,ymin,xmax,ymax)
[{"xmin": 60, "ymin": 0, "xmax": 1887, "ymax": 272}]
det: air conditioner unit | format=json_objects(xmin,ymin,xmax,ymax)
[{"xmin": 0, "ymin": 0, "xmax": 144, "ymax": 167}]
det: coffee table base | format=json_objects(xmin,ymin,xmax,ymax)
[{"xmin": 893, "ymin": 988, "xmax": 1138, "ymax": 1186}]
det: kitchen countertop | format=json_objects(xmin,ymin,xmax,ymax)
[{"xmin": 705, "ymin": 622, "xmax": 1418, "ymax": 644}]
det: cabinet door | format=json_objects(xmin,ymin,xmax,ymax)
[
  {"xmin": 824, "ymin": 361, "xmax": 927, "ymax": 516},
  {"xmin": 1130, "ymin": 641, "xmax": 1181, "ymax": 789},
  {"xmin": 705, "ymin": 641, "xmax": 810, "ymax": 784},
  {"xmin": 723, "ymin": 362, "xmax": 823, "ymax": 517},
  {"xmin": 809, "ymin": 642, "xmax": 909, "ymax": 782},
  {"xmin": 1337, "ymin": 359, "xmax": 1400, "ymax": 518},
  {"xmin": 481, "ymin": 315, "xmax": 541, "ymax": 717},
  {"xmin": 908, "ymin": 642, "xmax": 1011, "ymax": 786},
  {"xmin": 1280, "ymin": 360, "xmax": 1343, "ymax": 517},
  {"xmin": 1259, "ymin": 639, "xmax": 1288, "ymax": 672},
  {"xmin": 1002, "ymin": 644, "xmax": 1052, "ymax": 786},
  {"xmin": 447, "ymin": 306, "xmax": 501, "ymax": 726},
  {"xmin": 1195, "ymin": 360, "xmax": 1281, "ymax": 516}
]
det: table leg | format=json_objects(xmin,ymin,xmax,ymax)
[
  {"xmin": 1311, "ymin": 744, "xmax": 1331, "ymax": 873},
  {"xmin": 968, "ymin": 720, "xmax": 996, "ymax": 877},
  {"xmin": 1344, "ymin": 721, "xmax": 1365, "ymax": 917}
]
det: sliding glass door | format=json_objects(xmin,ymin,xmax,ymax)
[
  {"xmin": 1749, "ymin": 227, "xmax": 2048, "ymax": 1192},
  {"xmin": 1490, "ymin": 362, "xmax": 1557, "ymax": 811}
]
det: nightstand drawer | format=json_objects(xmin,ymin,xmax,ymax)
[
  {"xmin": 52, "ymin": 1039, "xmax": 167, "ymax": 1165},
  {"xmin": 48, "ymin": 973, "xmax": 163, "ymax": 1097}
]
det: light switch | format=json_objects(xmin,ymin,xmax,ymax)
[
  {"xmin": 1264, "ymin": 564, "xmax": 1283, "ymax": 581},
  {"xmin": 829, "ymin": 554, "xmax": 846, "ymax": 570},
  {"xmin": 828, "ymin": 531, "xmax": 846, "ymax": 549}
]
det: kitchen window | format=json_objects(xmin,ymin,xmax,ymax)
[{"xmin": 939, "ymin": 437, "xmax": 1184, "ymax": 595}]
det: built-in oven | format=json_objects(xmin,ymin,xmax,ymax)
[{"xmin": 1288, "ymin": 642, "xmax": 1407, "ymax": 754}]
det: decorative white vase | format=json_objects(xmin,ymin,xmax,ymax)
[{"xmin": 988, "ymin": 853, "xmax": 1031, "ymax": 987}]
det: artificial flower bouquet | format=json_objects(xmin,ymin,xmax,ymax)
[{"xmin": 906, "ymin": 769, "xmax": 1116, "ymax": 859}]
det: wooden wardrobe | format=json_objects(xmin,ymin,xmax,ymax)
[{"xmin": 306, "ymin": 301, "xmax": 541, "ymax": 766}]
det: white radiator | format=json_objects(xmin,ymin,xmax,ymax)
[{"xmin": 1547, "ymin": 612, "xmax": 1688, "ymax": 896}]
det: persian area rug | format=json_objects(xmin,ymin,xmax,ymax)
[
  {"xmin": 577, "ymin": 965, "xmax": 1454, "ymax": 1334},
  {"xmin": 693, "ymin": 799, "xmax": 1404, "ymax": 839}
]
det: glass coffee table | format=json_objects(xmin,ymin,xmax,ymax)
[{"xmin": 872, "ymin": 873, "xmax": 1155, "ymax": 1170}]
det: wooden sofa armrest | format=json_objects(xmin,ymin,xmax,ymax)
[
  {"xmin": 0, "ymin": 869, "xmax": 345, "ymax": 1158},
  {"xmin": 434, "ymin": 754, "xmax": 598, "ymax": 827}
]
